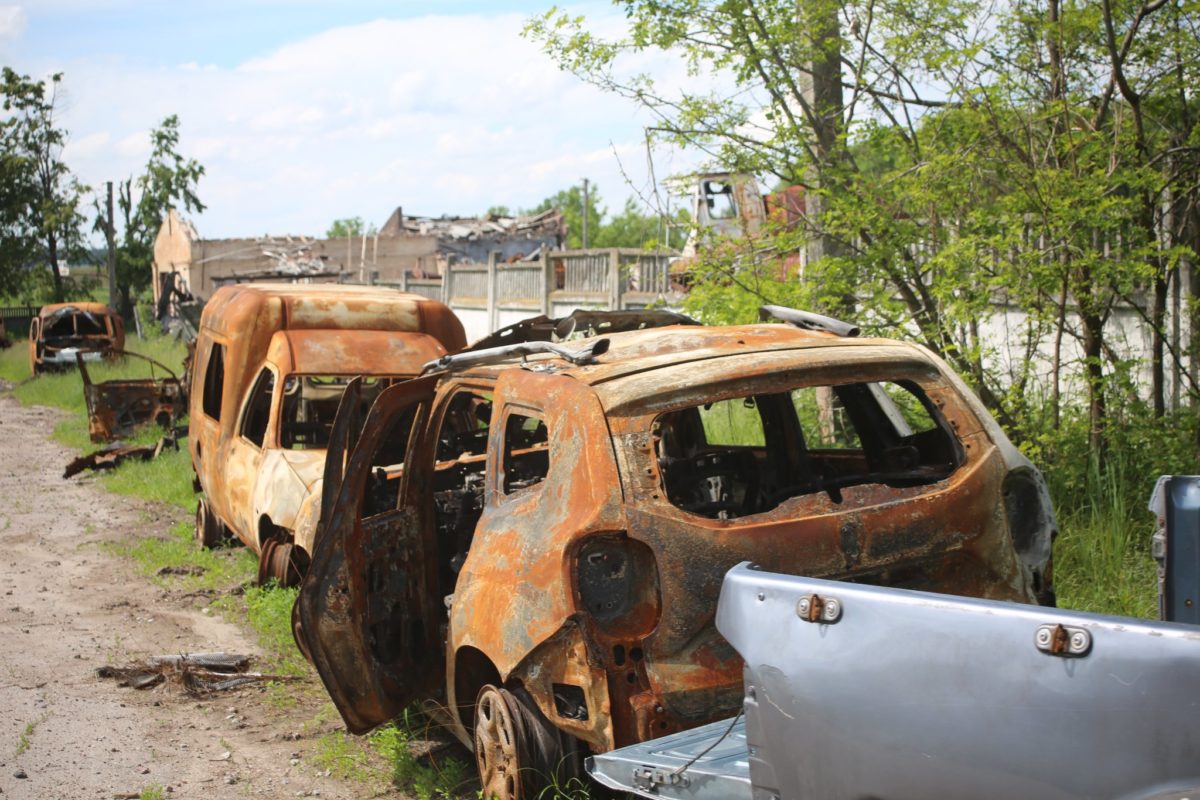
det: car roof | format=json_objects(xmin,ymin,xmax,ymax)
[
  {"xmin": 457, "ymin": 323, "xmax": 942, "ymax": 411},
  {"xmin": 39, "ymin": 302, "xmax": 113, "ymax": 317}
]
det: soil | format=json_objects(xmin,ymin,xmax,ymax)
[{"xmin": 0, "ymin": 389, "xmax": 391, "ymax": 799}]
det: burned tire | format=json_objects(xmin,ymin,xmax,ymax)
[
  {"xmin": 257, "ymin": 538, "xmax": 310, "ymax": 588},
  {"xmin": 194, "ymin": 499, "xmax": 224, "ymax": 549},
  {"xmin": 474, "ymin": 684, "xmax": 581, "ymax": 800}
]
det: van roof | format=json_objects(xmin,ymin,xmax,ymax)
[
  {"xmin": 201, "ymin": 283, "xmax": 465, "ymax": 351},
  {"xmin": 38, "ymin": 302, "xmax": 114, "ymax": 318}
]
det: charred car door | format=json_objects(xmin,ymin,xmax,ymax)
[
  {"xmin": 295, "ymin": 375, "xmax": 440, "ymax": 734},
  {"xmin": 717, "ymin": 564, "xmax": 1200, "ymax": 800}
]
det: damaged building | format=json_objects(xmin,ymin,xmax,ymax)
[{"xmin": 151, "ymin": 205, "xmax": 567, "ymax": 312}]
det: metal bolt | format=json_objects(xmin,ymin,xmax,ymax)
[
  {"xmin": 796, "ymin": 596, "xmax": 812, "ymax": 617},
  {"xmin": 1035, "ymin": 627, "xmax": 1053, "ymax": 648},
  {"xmin": 757, "ymin": 591, "xmax": 766, "ymax": 602},
  {"xmin": 822, "ymin": 597, "xmax": 842, "ymax": 622},
  {"xmin": 1069, "ymin": 630, "xmax": 1091, "ymax": 654}
]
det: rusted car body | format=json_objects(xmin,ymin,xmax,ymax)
[
  {"xmin": 295, "ymin": 308, "xmax": 1057, "ymax": 800},
  {"xmin": 29, "ymin": 303, "xmax": 125, "ymax": 375},
  {"xmin": 188, "ymin": 284, "xmax": 465, "ymax": 586},
  {"xmin": 78, "ymin": 351, "xmax": 184, "ymax": 443}
]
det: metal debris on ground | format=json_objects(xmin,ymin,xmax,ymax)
[
  {"xmin": 96, "ymin": 652, "xmax": 298, "ymax": 695},
  {"xmin": 77, "ymin": 350, "xmax": 185, "ymax": 443},
  {"xmin": 62, "ymin": 430, "xmax": 183, "ymax": 479}
]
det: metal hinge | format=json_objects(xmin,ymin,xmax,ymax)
[
  {"xmin": 632, "ymin": 766, "xmax": 688, "ymax": 792},
  {"xmin": 796, "ymin": 593, "xmax": 843, "ymax": 624},
  {"xmin": 1035, "ymin": 623, "xmax": 1092, "ymax": 657}
]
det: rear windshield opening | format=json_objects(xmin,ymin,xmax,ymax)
[
  {"xmin": 281, "ymin": 375, "xmax": 397, "ymax": 450},
  {"xmin": 653, "ymin": 380, "xmax": 963, "ymax": 520},
  {"xmin": 45, "ymin": 311, "xmax": 107, "ymax": 339}
]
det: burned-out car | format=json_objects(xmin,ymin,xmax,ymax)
[
  {"xmin": 189, "ymin": 284, "xmax": 465, "ymax": 586},
  {"xmin": 295, "ymin": 308, "xmax": 1056, "ymax": 800},
  {"xmin": 78, "ymin": 351, "xmax": 184, "ymax": 443},
  {"xmin": 29, "ymin": 303, "xmax": 125, "ymax": 375}
]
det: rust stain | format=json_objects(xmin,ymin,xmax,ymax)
[{"xmin": 78, "ymin": 351, "xmax": 184, "ymax": 443}]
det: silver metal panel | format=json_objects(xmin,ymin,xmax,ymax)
[
  {"xmin": 1151, "ymin": 475, "xmax": 1200, "ymax": 624},
  {"xmin": 716, "ymin": 562, "xmax": 1200, "ymax": 800},
  {"xmin": 586, "ymin": 716, "xmax": 752, "ymax": 800}
]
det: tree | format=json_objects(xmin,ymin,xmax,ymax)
[
  {"xmin": 0, "ymin": 68, "xmax": 89, "ymax": 302},
  {"xmin": 326, "ymin": 217, "xmax": 376, "ymax": 238},
  {"xmin": 114, "ymin": 115, "xmax": 205, "ymax": 314},
  {"xmin": 528, "ymin": 0, "xmax": 1200, "ymax": 458}
]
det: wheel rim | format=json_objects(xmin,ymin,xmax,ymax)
[
  {"xmin": 258, "ymin": 540, "xmax": 308, "ymax": 587},
  {"xmin": 474, "ymin": 686, "xmax": 522, "ymax": 800}
]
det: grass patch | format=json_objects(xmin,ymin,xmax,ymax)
[
  {"xmin": 138, "ymin": 786, "xmax": 165, "ymax": 800},
  {"xmin": 312, "ymin": 730, "xmax": 375, "ymax": 782},
  {"xmin": 370, "ymin": 712, "xmax": 472, "ymax": 800},
  {"xmin": 100, "ymin": 445, "xmax": 196, "ymax": 511},
  {"xmin": 115, "ymin": 520, "xmax": 257, "ymax": 592},
  {"xmin": 223, "ymin": 584, "xmax": 310, "ymax": 677},
  {"xmin": 15, "ymin": 722, "xmax": 32, "ymax": 756}
]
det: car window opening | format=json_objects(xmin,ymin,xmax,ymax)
[
  {"xmin": 654, "ymin": 380, "xmax": 961, "ymax": 520},
  {"xmin": 431, "ymin": 392, "xmax": 494, "ymax": 592},
  {"xmin": 201, "ymin": 342, "xmax": 226, "ymax": 421},
  {"xmin": 281, "ymin": 375, "xmax": 392, "ymax": 450},
  {"xmin": 240, "ymin": 367, "xmax": 275, "ymax": 448},
  {"xmin": 361, "ymin": 403, "xmax": 420, "ymax": 519},
  {"xmin": 503, "ymin": 412, "xmax": 549, "ymax": 495}
]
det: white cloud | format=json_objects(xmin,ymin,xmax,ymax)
[
  {"xmin": 18, "ymin": 10, "xmax": 707, "ymax": 238},
  {"xmin": 0, "ymin": 5, "xmax": 26, "ymax": 40}
]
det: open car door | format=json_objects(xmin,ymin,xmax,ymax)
[
  {"xmin": 295, "ymin": 375, "xmax": 440, "ymax": 734},
  {"xmin": 716, "ymin": 563, "xmax": 1200, "ymax": 800}
]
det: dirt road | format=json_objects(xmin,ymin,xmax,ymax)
[{"xmin": 0, "ymin": 391, "xmax": 384, "ymax": 799}]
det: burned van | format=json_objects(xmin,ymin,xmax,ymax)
[{"xmin": 189, "ymin": 284, "xmax": 465, "ymax": 586}]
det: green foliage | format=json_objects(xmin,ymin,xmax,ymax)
[
  {"xmin": 138, "ymin": 786, "xmax": 166, "ymax": 800},
  {"xmin": 114, "ymin": 115, "xmax": 205, "ymax": 308},
  {"xmin": 524, "ymin": 183, "xmax": 686, "ymax": 250},
  {"xmin": 311, "ymin": 731, "xmax": 373, "ymax": 781},
  {"xmin": 240, "ymin": 585, "xmax": 309, "ymax": 676},
  {"xmin": 370, "ymin": 713, "xmax": 471, "ymax": 799},
  {"xmin": 326, "ymin": 217, "xmax": 377, "ymax": 238},
  {"xmin": 0, "ymin": 68, "xmax": 90, "ymax": 302},
  {"xmin": 116, "ymin": 519, "xmax": 256, "ymax": 593}
]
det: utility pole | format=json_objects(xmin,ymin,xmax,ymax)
[
  {"xmin": 105, "ymin": 181, "xmax": 117, "ymax": 309},
  {"xmin": 581, "ymin": 178, "xmax": 590, "ymax": 249}
]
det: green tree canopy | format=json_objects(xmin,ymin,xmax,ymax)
[{"xmin": 0, "ymin": 67, "xmax": 89, "ymax": 302}]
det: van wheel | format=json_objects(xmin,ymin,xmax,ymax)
[
  {"xmin": 195, "ymin": 499, "xmax": 224, "ymax": 549},
  {"xmin": 474, "ymin": 685, "xmax": 580, "ymax": 800},
  {"xmin": 257, "ymin": 539, "xmax": 309, "ymax": 588}
]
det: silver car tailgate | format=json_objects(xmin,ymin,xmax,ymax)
[{"xmin": 717, "ymin": 563, "xmax": 1200, "ymax": 800}]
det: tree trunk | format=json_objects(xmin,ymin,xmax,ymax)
[
  {"xmin": 1080, "ymin": 309, "xmax": 1107, "ymax": 463},
  {"xmin": 47, "ymin": 233, "xmax": 63, "ymax": 303}
]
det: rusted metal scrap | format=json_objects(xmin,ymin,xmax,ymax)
[
  {"xmin": 63, "ymin": 432, "xmax": 181, "ymax": 479},
  {"xmin": 96, "ymin": 652, "xmax": 296, "ymax": 694},
  {"xmin": 78, "ymin": 351, "xmax": 185, "ymax": 443}
]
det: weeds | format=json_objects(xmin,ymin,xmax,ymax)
[
  {"xmin": 112, "ymin": 520, "xmax": 257, "ymax": 592},
  {"xmin": 311, "ymin": 730, "xmax": 373, "ymax": 781},
  {"xmin": 138, "ymin": 785, "xmax": 165, "ymax": 800},
  {"xmin": 14, "ymin": 722, "xmax": 32, "ymax": 756},
  {"xmin": 214, "ymin": 584, "xmax": 309, "ymax": 677},
  {"xmin": 370, "ymin": 711, "xmax": 471, "ymax": 800}
]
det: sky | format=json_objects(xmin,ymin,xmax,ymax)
[{"xmin": 1, "ymin": 1, "xmax": 702, "ymax": 239}]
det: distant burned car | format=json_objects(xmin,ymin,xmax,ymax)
[
  {"xmin": 189, "ymin": 284, "xmax": 465, "ymax": 587},
  {"xmin": 78, "ymin": 351, "xmax": 184, "ymax": 443},
  {"xmin": 29, "ymin": 303, "xmax": 125, "ymax": 375},
  {"xmin": 295, "ymin": 307, "xmax": 1057, "ymax": 800}
]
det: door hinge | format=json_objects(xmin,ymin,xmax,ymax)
[
  {"xmin": 1035, "ymin": 623, "xmax": 1092, "ymax": 657},
  {"xmin": 796, "ymin": 593, "xmax": 842, "ymax": 623},
  {"xmin": 632, "ymin": 766, "xmax": 687, "ymax": 792}
]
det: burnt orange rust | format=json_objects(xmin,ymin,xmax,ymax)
[
  {"xmin": 298, "ymin": 318, "xmax": 1057, "ymax": 766},
  {"xmin": 78, "ymin": 351, "xmax": 184, "ymax": 443},
  {"xmin": 188, "ymin": 283, "xmax": 465, "ymax": 586},
  {"xmin": 28, "ymin": 302, "xmax": 125, "ymax": 376}
]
